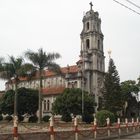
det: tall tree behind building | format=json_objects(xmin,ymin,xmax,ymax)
[{"xmin": 103, "ymin": 58, "xmax": 122, "ymax": 115}]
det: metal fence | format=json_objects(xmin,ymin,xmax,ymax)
[{"xmin": 0, "ymin": 117, "xmax": 140, "ymax": 140}]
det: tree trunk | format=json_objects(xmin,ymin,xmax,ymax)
[{"xmin": 14, "ymin": 81, "xmax": 18, "ymax": 117}]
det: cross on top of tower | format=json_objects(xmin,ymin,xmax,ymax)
[{"xmin": 89, "ymin": 2, "xmax": 93, "ymax": 10}]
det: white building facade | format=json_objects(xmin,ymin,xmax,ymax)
[{"xmin": 5, "ymin": 3, "xmax": 105, "ymax": 116}]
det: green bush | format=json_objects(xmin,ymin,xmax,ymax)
[
  {"xmin": 0, "ymin": 115, "xmax": 3, "ymax": 121},
  {"xmin": 5, "ymin": 115, "xmax": 13, "ymax": 122},
  {"xmin": 42, "ymin": 115, "xmax": 50, "ymax": 122},
  {"xmin": 61, "ymin": 113, "xmax": 72, "ymax": 122},
  {"xmin": 29, "ymin": 115, "xmax": 38, "ymax": 123},
  {"xmin": 96, "ymin": 110, "xmax": 115, "ymax": 127},
  {"xmin": 82, "ymin": 113, "xmax": 94, "ymax": 124}
]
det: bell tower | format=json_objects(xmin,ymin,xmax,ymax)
[{"xmin": 79, "ymin": 2, "xmax": 105, "ymax": 111}]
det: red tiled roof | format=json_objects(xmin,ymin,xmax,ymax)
[
  {"xmin": 19, "ymin": 77, "xmax": 28, "ymax": 81},
  {"xmin": 7, "ymin": 65, "xmax": 79, "ymax": 83},
  {"xmin": 44, "ymin": 65, "xmax": 78, "ymax": 77},
  {"xmin": 19, "ymin": 65, "xmax": 78, "ymax": 81},
  {"xmin": 42, "ymin": 86, "xmax": 65, "ymax": 95},
  {"xmin": 63, "ymin": 65, "xmax": 79, "ymax": 73},
  {"xmin": 36, "ymin": 65, "xmax": 78, "ymax": 77}
]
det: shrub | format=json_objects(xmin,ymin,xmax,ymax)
[
  {"xmin": 29, "ymin": 115, "xmax": 38, "ymax": 123},
  {"xmin": 5, "ymin": 115, "xmax": 13, "ymax": 122},
  {"xmin": 61, "ymin": 113, "xmax": 72, "ymax": 122},
  {"xmin": 82, "ymin": 113, "xmax": 94, "ymax": 124},
  {"xmin": 42, "ymin": 115, "xmax": 50, "ymax": 122},
  {"xmin": 0, "ymin": 115, "xmax": 3, "ymax": 121},
  {"xmin": 96, "ymin": 110, "xmax": 115, "ymax": 127}
]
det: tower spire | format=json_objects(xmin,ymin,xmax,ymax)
[
  {"xmin": 89, "ymin": 2, "xmax": 93, "ymax": 10},
  {"xmin": 80, "ymin": 4, "xmax": 105, "ymax": 112}
]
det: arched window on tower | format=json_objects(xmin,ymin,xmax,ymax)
[
  {"xmin": 86, "ymin": 39, "xmax": 90, "ymax": 49},
  {"xmin": 44, "ymin": 100, "xmax": 46, "ymax": 111},
  {"xmin": 98, "ymin": 40, "xmax": 100, "ymax": 50},
  {"xmin": 97, "ymin": 59, "xmax": 100, "ymax": 70},
  {"xmin": 86, "ymin": 22, "xmax": 89, "ymax": 30},
  {"xmin": 100, "ymin": 61, "xmax": 102, "ymax": 71},
  {"xmin": 47, "ymin": 100, "xmax": 50, "ymax": 111}
]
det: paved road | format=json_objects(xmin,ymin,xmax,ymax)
[{"xmin": 114, "ymin": 133, "xmax": 140, "ymax": 139}]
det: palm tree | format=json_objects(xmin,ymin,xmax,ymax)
[
  {"xmin": 0, "ymin": 57, "xmax": 4, "ymax": 72},
  {"xmin": 0, "ymin": 56, "xmax": 33, "ymax": 116},
  {"xmin": 25, "ymin": 48, "xmax": 61, "ymax": 123}
]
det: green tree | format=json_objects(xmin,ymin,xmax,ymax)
[
  {"xmin": 137, "ymin": 76, "xmax": 140, "ymax": 87},
  {"xmin": 25, "ymin": 48, "xmax": 61, "ymax": 123},
  {"xmin": 103, "ymin": 58, "xmax": 122, "ymax": 115},
  {"xmin": 0, "ymin": 57, "xmax": 4, "ymax": 71},
  {"xmin": 0, "ymin": 90, "xmax": 14, "ymax": 115},
  {"xmin": 53, "ymin": 88, "xmax": 95, "ymax": 120},
  {"xmin": 121, "ymin": 80, "xmax": 139, "ymax": 118},
  {"xmin": 0, "ymin": 88, "xmax": 38, "ymax": 115},
  {"xmin": 0, "ymin": 56, "xmax": 32, "ymax": 117}
]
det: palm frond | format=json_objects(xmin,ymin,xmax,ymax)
[
  {"xmin": 47, "ymin": 62, "xmax": 61, "ymax": 75},
  {"xmin": 0, "ymin": 56, "xmax": 25, "ymax": 81},
  {"xmin": 46, "ymin": 53, "xmax": 61, "ymax": 62},
  {"xmin": 17, "ymin": 63, "xmax": 36, "ymax": 77},
  {"xmin": 25, "ymin": 48, "xmax": 61, "ymax": 71}
]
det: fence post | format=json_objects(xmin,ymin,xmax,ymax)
[
  {"xmin": 125, "ymin": 118, "xmax": 128, "ymax": 133},
  {"xmin": 93, "ymin": 117, "xmax": 97, "ymax": 139},
  {"xmin": 106, "ymin": 117, "xmax": 110, "ymax": 137},
  {"xmin": 132, "ymin": 118, "xmax": 135, "ymax": 132},
  {"xmin": 13, "ymin": 116, "xmax": 18, "ymax": 140},
  {"xmin": 74, "ymin": 116, "xmax": 78, "ymax": 140},
  {"xmin": 117, "ymin": 118, "xmax": 121, "ymax": 136},
  {"xmin": 49, "ymin": 116, "xmax": 54, "ymax": 140}
]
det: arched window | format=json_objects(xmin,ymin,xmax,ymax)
[
  {"xmin": 97, "ymin": 59, "xmax": 99, "ymax": 70},
  {"xmin": 74, "ymin": 81, "xmax": 77, "ymax": 88},
  {"xmin": 86, "ymin": 39, "xmax": 90, "ymax": 49},
  {"xmin": 98, "ymin": 40, "xmax": 100, "ymax": 50},
  {"xmin": 100, "ymin": 61, "xmax": 102, "ymax": 71},
  {"xmin": 86, "ymin": 22, "xmax": 89, "ymax": 30},
  {"xmin": 47, "ymin": 100, "xmax": 50, "ymax": 111},
  {"xmin": 44, "ymin": 100, "xmax": 46, "ymax": 111},
  {"xmin": 48, "ymin": 81, "xmax": 50, "ymax": 87},
  {"xmin": 71, "ymin": 82, "xmax": 74, "ymax": 88},
  {"xmin": 68, "ymin": 82, "xmax": 70, "ymax": 88}
]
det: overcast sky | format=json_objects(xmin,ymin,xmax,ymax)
[{"xmin": 0, "ymin": 0, "xmax": 140, "ymax": 90}]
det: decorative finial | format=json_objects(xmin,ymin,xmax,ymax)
[
  {"xmin": 107, "ymin": 49, "xmax": 112, "ymax": 59},
  {"xmin": 89, "ymin": 2, "xmax": 93, "ymax": 10}
]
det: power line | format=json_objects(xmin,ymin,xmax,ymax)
[
  {"xmin": 113, "ymin": 0, "xmax": 140, "ymax": 16},
  {"xmin": 124, "ymin": 0, "xmax": 140, "ymax": 9}
]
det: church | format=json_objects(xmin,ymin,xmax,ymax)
[{"xmin": 5, "ymin": 3, "xmax": 105, "ymax": 116}]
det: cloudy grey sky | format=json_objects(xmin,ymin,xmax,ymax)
[{"xmin": 0, "ymin": 0, "xmax": 140, "ymax": 90}]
